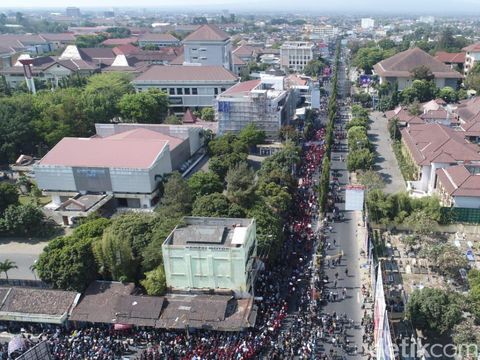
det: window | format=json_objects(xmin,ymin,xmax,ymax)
[
  {"xmin": 200, "ymin": 56, "xmax": 207, "ymax": 60},
  {"xmin": 192, "ymin": 88, "xmax": 198, "ymax": 95},
  {"xmin": 192, "ymin": 56, "xmax": 198, "ymax": 60},
  {"xmin": 169, "ymin": 88, "xmax": 175, "ymax": 95},
  {"xmin": 177, "ymin": 88, "xmax": 183, "ymax": 95},
  {"xmin": 161, "ymin": 88, "xmax": 167, "ymax": 93},
  {"xmin": 185, "ymin": 88, "xmax": 190, "ymax": 95},
  {"xmin": 221, "ymin": 88, "xmax": 226, "ymax": 92},
  {"xmin": 191, "ymin": 48, "xmax": 197, "ymax": 51},
  {"xmin": 200, "ymin": 48, "xmax": 207, "ymax": 51},
  {"xmin": 214, "ymin": 88, "xmax": 218, "ymax": 95}
]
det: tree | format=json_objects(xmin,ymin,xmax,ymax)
[
  {"xmin": 238, "ymin": 123, "xmax": 266, "ymax": 148},
  {"xmin": 347, "ymin": 148, "xmax": 375, "ymax": 171},
  {"xmin": 345, "ymin": 117, "xmax": 369, "ymax": 130},
  {"xmin": 247, "ymin": 202, "xmax": 283, "ymax": 259},
  {"xmin": 192, "ymin": 193, "xmax": 231, "ymax": 217},
  {"xmin": 106, "ymin": 27, "xmax": 131, "ymax": 38},
  {"xmin": 426, "ymin": 243, "xmax": 468, "ymax": 279},
  {"xmin": 226, "ymin": 162, "xmax": 256, "ymax": 207},
  {"xmin": 404, "ymin": 210, "xmax": 438, "ymax": 235},
  {"xmin": 82, "ymin": 73, "xmax": 133, "ymax": 123},
  {"xmin": 201, "ymin": 107, "xmax": 215, "ymax": 121},
  {"xmin": 164, "ymin": 114, "xmax": 182, "ymax": 124},
  {"xmin": 406, "ymin": 288, "xmax": 462, "ymax": 335},
  {"xmin": 303, "ymin": 59, "xmax": 325, "ymax": 77},
  {"xmin": 352, "ymin": 47, "xmax": 394, "ymax": 74},
  {"xmin": 0, "ymin": 182, "xmax": 19, "ymax": 215},
  {"xmin": 159, "ymin": 172, "xmax": 192, "ymax": 215},
  {"xmin": 0, "ymin": 259, "xmax": 17, "ymax": 280},
  {"xmin": 438, "ymin": 86, "xmax": 458, "ymax": 103},
  {"xmin": 388, "ymin": 118, "xmax": 400, "ymax": 140},
  {"xmin": 357, "ymin": 170, "xmax": 385, "ymax": 192},
  {"xmin": 118, "ymin": 89, "xmax": 169, "ymax": 123},
  {"xmin": 75, "ymin": 34, "xmax": 106, "ymax": 48},
  {"xmin": 0, "ymin": 94, "xmax": 38, "ymax": 164},
  {"xmin": 0, "ymin": 203, "xmax": 52, "ymax": 237},
  {"xmin": 411, "ymin": 65, "xmax": 434, "ymax": 81},
  {"xmin": 407, "ymin": 100, "xmax": 422, "ymax": 115},
  {"xmin": 36, "ymin": 222, "xmax": 103, "ymax": 292},
  {"xmin": 256, "ymin": 181, "xmax": 292, "ymax": 215},
  {"xmin": 468, "ymin": 269, "xmax": 480, "ymax": 320},
  {"xmin": 141, "ymin": 266, "xmax": 167, "ymax": 296},
  {"xmin": 188, "ymin": 171, "xmax": 223, "ymax": 200},
  {"xmin": 452, "ymin": 318, "xmax": 480, "ymax": 353}
]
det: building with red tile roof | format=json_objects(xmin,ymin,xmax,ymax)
[
  {"xmin": 138, "ymin": 33, "xmax": 180, "ymax": 48},
  {"xmin": 436, "ymin": 165, "xmax": 480, "ymax": 207},
  {"xmin": 183, "ymin": 24, "xmax": 233, "ymax": 71},
  {"xmin": 132, "ymin": 65, "xmax": 238, "ymax": 111},
  {"xmin": 102, "ymin": 37, "xmax": 139, "ymax": 46},
  {"xmin": 401, "ymin": 123, "xmax": 480, "ymax": 194},
  {"xmin": 434, "ymin": 51, "xmax": 465, "ymax": 66},
  {"xmin": 373, "ymin": 47, "xmax": 462, "ymax": 90}
]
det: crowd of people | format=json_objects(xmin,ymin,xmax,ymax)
[{"xmin": 0, "ymin": 76, "xmax": 372, "ymax": 360}]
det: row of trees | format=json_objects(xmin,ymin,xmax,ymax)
[
  {"xmin": 0, "ymin": 73, "xmax": 172, "ymax": 164},
  {"xmin": 318, "ymin": 41, "xmax": 341, "ymax": 213},
  {"xmin": 346, "ymin": 105, "xmax": 375, "ymax": 172}
]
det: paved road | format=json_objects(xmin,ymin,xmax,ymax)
[
  {"xmin": 320, "ymin": 58, "xmax": 365, "ymax": 358},
  {"xmin": 0, "ymin": 241, "xmax": 47, "ymax": 280},
  {"xmin": 368, "ymin": 111, "xmax": 406, "ymax": 194}
]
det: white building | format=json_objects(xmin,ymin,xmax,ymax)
[
  {"xmin": 183, "ymin": 24, "xmax": 233, "ymax": 71},
  {"xmin": 215, "ymin": 75, "xmax": 297, "ymax": 138},
  {"xmin": 463, "ymin": 43, "xmax": 480, "ymax": 75},
  {"xmin": 162, "ymin": 217, "xmax": 257, "ymax": 298},
  {"xmin": 34, "ymin": 130, "xmax": 174, "ymax": 225},
  {"xmin": 132, "ymin": 65, "xmax": 238, "ymax": 111},
  {"xmin": 401, "ymin": 123, "xmax": 480, "ymax": 195},
  {"xmin": 280, "ymin": 41, "xmax": 315, "ymax": 72},
  {"xmin": 307, "ymin": 25, "xmax": 339, "ymax": 42},
  {"xmin": 418, "ymin": 16, "xmax": 435, "ymax": 25},
  {"xmin": 137, "ymin": 33, "xmax": 180, "ymax": 48},
  {"xmin": 361, "ymin": 18, "xmax": 375, "ymax": 29}
]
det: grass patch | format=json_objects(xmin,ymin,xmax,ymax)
[{"xmin": 19, "ymin": 195, "xmax": 51, "ymax": 206}]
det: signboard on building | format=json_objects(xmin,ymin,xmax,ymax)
[
  {"xmin": 169, "ymin": 97, "xmax": 183, "ymax": 105},
  {"xmin": 345, "ymin": 185, "xmax": 365, "ymax": 211},
  {"xmin": 73, "ymin": 167, "xmax": 112, "ymax": 192}
]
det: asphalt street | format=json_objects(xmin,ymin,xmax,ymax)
[
  {"xmin": 320, "ymin": 58, "xmax": 365, "ymax": 359},
  {"xmin": 368, "ymin": 111, "xmax": 406, "ymax": 194},
  {"xmin": 0, "ymin": 241, "xmax": 46, "ymax": 281}
]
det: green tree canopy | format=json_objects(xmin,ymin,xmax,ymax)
[
  {"xmin": 346, "ymin": 148, "xmax": 375, "ymax": 171},
  {"xmin": 159, "ymin": 172, "xmax": 193, "ymax": 215},
  {"xmin": 187, "ymin": 171, "xmax": 223, "ymax": 200},
  {"xmin": 0, "ymin": 203, "xmax": 51, "ymax": 237},
  {"xmin": 201, "ymin": 107, "xmax": 215, "ymax": 121},
  {"xmin": 192, "ymin": 193, "xmax": 231, "ymax": 217},
  {"xmin": 82, "ymin": 73, "xmax": 133, "ymax": 123},
  {"xmin": 303, "ymin": 59, "xmax": 325, "ymax": 77},
  {"xmin": 406, "ymin": 287, "xmax": 462, "ymax": 335},
  {"xmin": 238, "ymin": 123, "xmax": 266, "ymax": 148},
  {"xmin": 0, "ymin": 182, "xmax": 19, "ymax": 215},
  {"xmin": 118, "ymin": 89, "xmax": 169, "ymax": 123},
  {"xmin": 226, "ymin": 161, "xmax": 256, "ymax": 207},
  {"xmin": 141, "ymin": 266, "xmax": 167, "ymax": 296}
]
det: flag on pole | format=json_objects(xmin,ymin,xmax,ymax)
[
  {"xmin": 376, "ymin": 309, "xmax": 396, "ymax": 360},
  {"xmin": 374, "ymin": 262, "xmax": 386, "ymax": 344}
]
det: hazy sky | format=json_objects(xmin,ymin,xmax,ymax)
[{"xmin": 6, "ymin": 0, "xmax": 480, "ymax": 14}]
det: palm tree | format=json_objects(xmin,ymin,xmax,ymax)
[{"xmin": 0, "ymin": 259, "xmax": 18, "ymax": 281}]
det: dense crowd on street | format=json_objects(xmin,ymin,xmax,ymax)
[{"xmin": 1, "ymin": 77, "xmax": 370, "ymax": 360}]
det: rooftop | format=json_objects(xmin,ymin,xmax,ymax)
[
  {"xmin": 165, "ymin": 217, "xmax": 254, "ymax": 248},
  {"xmin": 373, "ymin": 47, "xmax": 463, "ymax": 79},
  {"xmin": 139, "ymin": 33, "xmax": 179, "ymax": 42},
  {"xmin": 401, "ymin": 123, "xmax": 480, "ymax": 166},
  {"xmin": 37, "ymin": 135, "xmax": 169, "ymax": 169},
  {"xmin": 435, "ymin": 51, "xmax": 466, "ymax": 64},
  {"xmin": 0, "ymin": 287, "xmax": 79, "ymax": 323},
  {"xmin": 133, "ymin": 65, "xmax": 238, "ymax": 83},
  {"xmin": 183, "ymin": 24, "xmax": 230, "ymax": 42},
  {"xmin": 70, "ymin": 281, "xmax": 135, "ymax": 324},
  {"xmin": 436, "ymin": 165, "xmax": 480, "ymax": 197}
]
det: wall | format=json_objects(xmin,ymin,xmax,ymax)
[
  {"xmin": 453, "ymin": 196, "xmax": 480, "ymax": 209},
  {"xmin": 184, "ymin": 40, "xmax": 232, "ymax": 70},
  {"xmin": 34, "ymin": 165, "xmax": 76, "ymax": 191}
]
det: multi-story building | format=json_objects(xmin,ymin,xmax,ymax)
[
  {"xmin": 373, "ymin": 47, "xmax": 462, "ymax": 90},
  {"xmin": 137, "ymin": 33, "xmax": 181, "ymax": 48},
  {"xmin": 183, "ymin": 24, "xmax": 232, "ymax": 71},
  {"xmin": 280, "ymin": 41, "xmax": 315, "ymax": 72},
  {"xmin": 463, "ymin": 43, "xmax": 480, "ymax": 75},
  {"xmin": 34, "ymin": 130, "xmax": 174, "ymax": 225},
  {"xmin": 307, "ymin": 25, "xmax": 339, "ymax": 42},
  {"xmin": 132, "ymin": 65, "xmax": 238, "ymax": 111},
  {"xmin": 215, "ymin": 75, "xmax": 297, "ymax": 139},
  {"xmin": 162, "ymin": 217, "xmax": 257, "ymax": 298},
  {"xmin": 65, "ymin": 7, "xmax": 81, "ymax": 17},
  {"xmin": 361, "ymin": 18, "xmax": 375, "ymax": 29}
]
